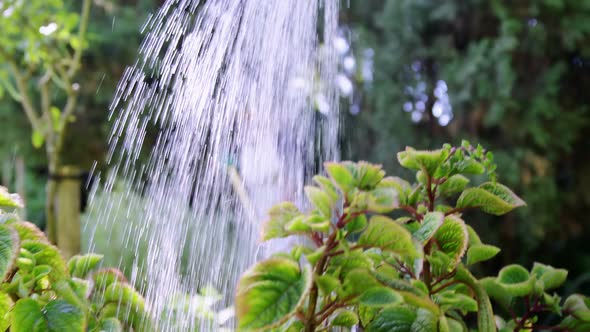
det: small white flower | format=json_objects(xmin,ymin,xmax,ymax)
[{"xmin": 39, "ymin": 22, "xmax": 58, "ymax": 36}]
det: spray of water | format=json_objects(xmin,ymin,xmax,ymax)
[{"xmin": 85, "ymin": 0, "xmax": 339, "ymax": 329}]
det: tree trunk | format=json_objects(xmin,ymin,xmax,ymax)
[
  {"xmin": 55, "ymin": 166, "xmax": 81, "ymax": 259},
  {"xmin": 45, "ymin": 138, "xmax": 82, "ymax": 257},
  {"xmin": 2, "ymin": 158, "xmax": 12, "ymax": 188},
  {"xmin": 46, "ymin": 154, "xmax": 58, "ymax": 244}
]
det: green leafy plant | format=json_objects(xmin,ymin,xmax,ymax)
[
  {"xmin": 0, "ymin": 186, "xmax": 151, "ymax": 331},
  {"xmin": 235, "ymin": 142, "xmax": 590, "ymax": 331},
  {"xmin": 0, "ymin": 0, "xmax": 92, "ymax": 248}
]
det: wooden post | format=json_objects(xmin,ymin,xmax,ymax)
[{"xmin": 55, "ymin": 166, "xmax": 81, "ymax": 259}]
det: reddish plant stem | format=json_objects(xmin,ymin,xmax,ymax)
[
  {"xmin": 400, "ymin": 205, "xmax": 422, "ymax": 221},
  {"xmin": 304, "ymin": 210, "xmax": 350, "ymax": 332},
  {"xmin": 431, "ymin": 269, "xmax": 456, "ymax": 288},
  {"xmin": 426, "ymin": 174, "xmax": 435, "ymax": 212},
  {"xmin": 512, "ymin": 296, "xmax": 558, "ymax": 332},
  {"xmin": 444, "ymin": 206, "xmax": 475, "ymax": 216},
  {"xmin": 317, "ymin": 302, "xmax": 351, "ymax": 324},
  {"xmin": 431, "ymin": 280, "xmax": 461, "ymax": 294}
]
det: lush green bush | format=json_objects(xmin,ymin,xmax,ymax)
[
  {"xmin": 0, "ymin": 187, "xmax": 150, "ymax": 331},
  {"xmin": 236, "ymin": 143, "xmax": 590, "ymax": 331}
]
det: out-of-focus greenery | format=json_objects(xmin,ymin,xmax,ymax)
[
  {"xmin": 0, "ymin": 187, "xmax": 151, "ymax": 331},
  {"xmin": 1, "ymin": 0, "xmax": 589, "ymax": 299},
  {"xmin": 0, "ymin": 0, "xmax": 159, "ymax": 225},
  {"xmin": 344, "ymin": 0, "xmax": 590, "ymax": 290}
]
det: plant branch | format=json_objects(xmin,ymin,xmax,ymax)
[
  {"xmin": 444, "ymin": 206, "xmax": 476, "ymax": 216},
  {"xmin": 426, "ymin": 173, "xmax": 435, "ymax": 212},
  {"xmin": 305, "ymin": 210, "xmax": 351, "ymax": 332},
  {"xmin": 400, "ymin": 205, "xmax": 422, "ymax": 221},
  {"xmin": 4, "ymin": 59, "xmax": 43, "ymax": 134},
  {"xmin": 316, "ymin": 298, "xmax": 355, "ymax": 324},
  {"xmin": 431, "ymin": 280, "xmax": 461, "ymax": 294},
  {"xmin": 68, "ymin": 0, "xmax": 92, "ymax": 77},
  {"xmin": 0, "ymin": 77, "xmax": 21, "ymax": 101}
]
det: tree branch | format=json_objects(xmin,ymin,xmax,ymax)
[
  {"xmin": 68, "ymin": 0, "xmax": 92, "ymax": 77},
  {"xmin": 5, "ymin": 59, "xmax": 43, "ymax": 134}
]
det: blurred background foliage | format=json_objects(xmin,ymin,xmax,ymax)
[
  {"xmin": 0, "ymin": 0, "xmax": 589, "ymax": 295},
  {"xmin": 342, "ymin": 0, "xmax": 590, "ymax": 292}
]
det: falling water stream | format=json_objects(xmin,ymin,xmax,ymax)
[{"xmin": 86, "ymin": 0, "xmax": 340, "ymax": 330}]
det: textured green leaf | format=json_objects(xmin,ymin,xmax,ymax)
[
  {"xmin": 366, "ymin": 304, "xmax": 417, "ymax": 332},
  {"xmin": 44, "ymin": 300, "xmax": 86, "ymax": 332},
  {"xmin": 325, "ymin": 162, "xmax": 355, "ymax": 193},
  {"xmin": 315, "ymin": 274, "xmax": 340, "ymax": 296},
  {"xmin": 466, "ymin": 225, "xmax": 482, "ymax": 246},
  {"xmin": 446, "ymin": 317, "xmax": 467, "ymax": 332},
  {"xmin": 367, "ymin": 187, "xmax": 399, "ymax": 213},
  {"xmin": 68, "ymin": 253, "xmax": 103, "ymax": 278},
  {"xmin": 434, "ymin": 291, "xmax": 478, "ymax": 313},
  {"xmin": 98, "ymin": 302, "xmax": 146, "ymax": 329},
  {"xmin": 326, "ymin": 250, "xmax": 373, "ymax": 277},
  {"xmin": 262, "ymin": 202, "xmax": 301, "ymax": 241},
  {"xmin": 531, "ymin": 262, "xmax": 568, "ymax": 291},
  {"xmin": 433, "ymin": 216, "xmax": 468, "ymax": 264},
  {"xmin": 331, "ymin": 310, "xmax": 359, "ymax": 328},
  {"xmin": 358, "ymin": 216, "xmax": 418, "ymax": 258},
  {"xmin": 104, "ymin": 282, "xmax": 146, "ymax": 314},
  {"xmin": 428, "ymin": 250, "xmax": 454, "ymax": 277},
  {"xmin": 457, "ymin": 182, "xmax": 525, "ymax": 216},
  {"xmin": 285, "ymin": 215, "xmax": 330, "ymax": 234},
  {"xmin": 480, "ymin": 277, "xmax": 513, "ymax": 311},
  {"xmin": 563, "ymin": 294, "xmax": 590, "ymax": 322},
  {"xmin": 497, "ymin": 264, "xmax": 529, "ymax": 284},
  {"xmin": 466, "ymin": 244, "xmax": 501, "ymax": 265},
  {"xmin": 0, "ymin": 224, "xmax": 18, "ymax": 280},
  {"xmin": 346, "ymin": 214, "xmax": 367, "ymax": 233},
  {"xmin": 438, "ymin": 175, "xmax": 470, "ymax": 196},
  {"xmin": 93, "ymin": 268, "xmax": 128, "ymax": 290},
  {"xmin": 456, "ymin": 159, "xmax": 485, "ymax": 175},
  {"xmin": 10, "ymin": 221, "xmax": 49, "ymax": 243},
  {"xmin": 397, "ymin": 147, "xmax": 448, "ymax": 175},
  {"xmin": 0, "ymin": 292, "xmax": 13, "ymax": 331},
  {"xmin": 354, "ymin": 162, "xmax": 386, "ymax": 190},
  {"xmin": 305, "ymin": 246, "xmax": 325, "ymax": 266},
  {"xmin": 407, "ymin": 185, "xmax": 424, "ymax": 206},
  {"xmin": 98, "ymin": 318, "xmax": 123, "ymax": 332},
  {"xmin": 0, "ymin": 186, "xmax": 23, "ymax": 209},
  {"xmin": 342, "ymin": 268, "xmax": 381, "ymax": 297},
  {"xmin": 53, "ymin": 280, "xmax": 86, "ymax": 310},
  {"xmin": 21, "ymin": 241, "xmax": 68, "ymax": 281},
  {"xmin": 32, "ymin": 265, "xmax": 52, "ymax": 279},
  {"xmin": 11, "ymin": 299, "xmax": 47, "ymax": 332},
  {"xmin": 305, "ymin": 186, "xmax": 333, "ymax": 218},
  {"xmin": 284, "ymin": 215, "xmax": 310, "ymax": 233},
  {"xmin": 497, "ymin": 264, "xmax": 535, "ymax": 296},
  {"xmin": 70, "ymin": 278, "xmax": 92, "ymax": 300},
  {"xmin": 359, "ymin": 304, "xmax": 380, "ymax": 327},
  {"xmin": 313, "ymin": 175, "xmax": 339, "ymax": 202},
  {"xmin": 236, "ymin": 258, "xmax": 312, "ymax": 330},
  {"xmin": 377, "ymin": 176, "xmax": 411, "ymax": 204},
  {"xmin": 559, "ymin": 315, "xmax": 590, "ymax": 332},
  {"xmin": 413, "ymin": 212, "xmax": 444, "ymax": 244},
  {"xmin": 411, "ymin": 308, "xmax": 438, "ymax": 331},
  {"xmin": 360, "ymin": 287, "xmax": 403, "ymax": 306},
  {"xmin": 454, "ymin": 266, "xmax": 495, "ymax": 332}
]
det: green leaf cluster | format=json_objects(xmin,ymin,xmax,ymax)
[
  {"xmin": 235, "ymin": 144, "xmax": 586, "ymax": 331},
  {"xmin": 0, "ymin": 189, "xmax": 151, "ymax": 331}
]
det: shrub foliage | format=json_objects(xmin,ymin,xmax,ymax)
[
  {"xmin": 0, "ymin": 187, "xmax": 150, "ymax": 331},
  {"xmin": 236, "ymin": 142, "xmax": 590, "ymax": 331}
]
